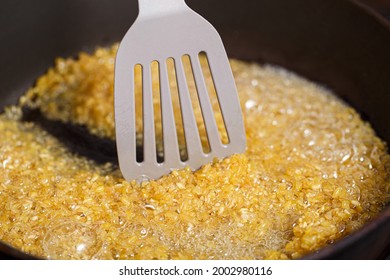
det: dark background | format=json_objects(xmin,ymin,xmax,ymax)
[{"xmin": 357, "ymin": 0, "xmax": 390, "ymax": 17}]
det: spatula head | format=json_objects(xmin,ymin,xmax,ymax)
[{"xmin": 115, "ymin": 0, "xmax": 246, "ymax": 181}]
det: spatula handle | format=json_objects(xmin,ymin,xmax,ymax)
[{"xmin": 138, "ymin": 0, "xmax": 188, "ymax": 17}]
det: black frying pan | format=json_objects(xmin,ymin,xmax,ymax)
[{"xmin": 0, "ymin": 0, "xmax": 389, "ymax": 259}]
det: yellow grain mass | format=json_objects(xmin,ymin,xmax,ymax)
[{"xmin": 0, "ymin": 45, "xmax": 389, "ymax": 259}]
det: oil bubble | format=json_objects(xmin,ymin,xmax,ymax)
[{"xmin": 43, "ymin": 219, "xmax": 102, "ymax": 259}]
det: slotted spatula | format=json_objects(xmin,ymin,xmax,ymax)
[{"xmin": 115, "ymin": 0, "xmax": 246, "ymax": 181}]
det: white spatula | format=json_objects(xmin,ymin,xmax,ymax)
[{"xmin": 115, "ymin": 0, "xmax": 246, "ymax": 181}]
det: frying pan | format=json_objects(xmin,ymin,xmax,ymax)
[{"xmin": 0, "ymin": 0, "xmax": 389, "ymax": 259}]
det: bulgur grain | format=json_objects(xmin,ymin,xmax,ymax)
[{"xmin": 0, "ymin": 45, "xmax": 389, "ymax": 259}]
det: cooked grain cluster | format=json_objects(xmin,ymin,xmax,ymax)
[{"xmin": 1, "ymin": 45, "xmax": 389, "ymax": 260}]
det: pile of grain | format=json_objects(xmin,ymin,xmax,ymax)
[{"xmin": 0, "ymin": 45, "xmax": 389, "ymax": 259}]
